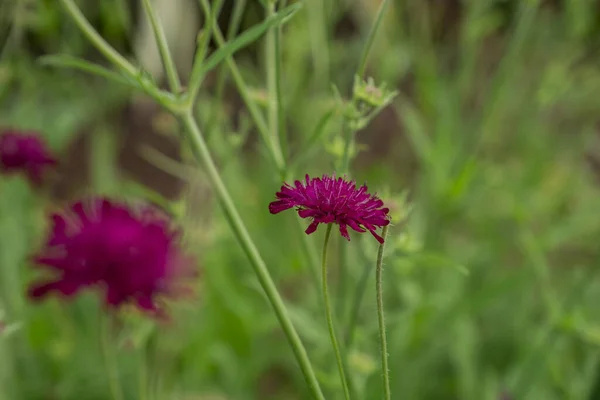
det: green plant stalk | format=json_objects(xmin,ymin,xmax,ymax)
[
  {"xmin": 201, "ymin": 0, "xmax": 285, "ymax": 176},
  {"xmin": 275, "ymin": 1, "xmax": 288, "ymax": 158},
  {"xmin": 100, "ymin": 314, "xmax": 124, "ymax": 400},
  {"xmin": 57, "ymin": 0, "xmax": 177, "ymax": 111},
  {"xmin": 375, "ymin": 225, "xmax": 391, "ymax": 400},
  {"xmin": 186, "ymin": 0, "xmax": 220, "ymax": 105},
  {"xmin": 58, "ymin": 0, "xmax": 137, "ymax": 77},
  {"xmin": 356, "ymin": 0, "xmax": 391, "ymax": 78},
  {"xmin": 60, "ymin": 1, "xmax": 322, "ymax": 396},
  {"xmin": 265, "ymin": 1, "xmax": 284, "ymax": 160},
  {"xmin": 321, "ymin": 224, "xmax": 351, "ymax": 400},
  {"xmin": 205, "ymin": 0, "xmax": 247, "ymax": 137},
  {"xmin": 180, "ymin": 112, "xmax": 325, "ymax": 400},
  {"xmin": 140, "ymin": 0, "xmax": 182, "ymax": 93}
]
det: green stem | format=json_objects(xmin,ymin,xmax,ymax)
[
  {"xmin": 205, "ymin": 0, "xmax": 247, "ymax": 136},
  {"xmin": 375, "ymin": 225, "xmax": 391, "ymax": 400},
  {"xmin": 321, "ymin": 224, "xmax": 351, "ymax": 400},
  {"xmin": 356, "ymin": 0, "xmax": 391, "ymax": 78},
  {"xmin": 140, "ymin": 0, "xmax": 182, "ymax": 93},
  {"xmin": 202, "ymin": 0, "xmax": 285, "ymax": 176},
  {"xmin": 58, "ymin": 0, "xmax": 138, "ymax": 77},
  {"xmin": 265, "ymin": 1, "xmax": 284, "ymax": 160},
  {"xmin": 100, "ymin": 313, "xmax": 123, "ymax": 400},
  {"xmin": 187, "ymin": 0, "xmax": 219, "ymax": 105},
  {"xmin": 179, "ymin": 112, "xmax": 324, "ymax": 400}
]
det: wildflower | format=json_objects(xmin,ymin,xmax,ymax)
[
  {"xmin": 28, "ymin": 198, "xmax": 195, "ymax": 315},
  {"xmin": 0, "ymin": 129, "xmax": 56, "ymax": 184},
  {"xmin": 269, "ymin": 174, "xmax": 390, "ymax": 243}
]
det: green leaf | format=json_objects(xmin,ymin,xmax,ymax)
[
  {"xmin": 201, "ymin": 2, "xmax": 303, "ymax": 74},
  {"xmin": 38, "ymin": 54, "xmax": 140, "ymax": 90}
]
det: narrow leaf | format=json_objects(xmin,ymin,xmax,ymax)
[
  {"xmin": 38, "ymin": 55, "xmax": 140, "ymax": 90},
  {"xmin": 201, "ymin": 2, "xmax": 303, "ymax": 74}
]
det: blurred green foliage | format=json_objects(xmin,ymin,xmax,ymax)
[{"xmin": 2, "ymin": 1, "xmax": 600, "ymax": 399}]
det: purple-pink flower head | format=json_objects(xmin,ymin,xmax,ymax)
[
  {"xmin": 29, "ymin": 198, "xmax": 195, "ymax": 316},
  {"xmin": 269, "ymin": 174, "xmax": 390, "ymax": 243},
  {"xmin": 0, "ymin": 129, "xmax": 57, "ymax": 184}
]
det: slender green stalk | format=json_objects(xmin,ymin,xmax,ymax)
[
  {"xmin": 100, "ymin": 313, "xmax": 123, "ymax": 400},
  {"xmin": 140, "ymin": 0, "xmax": 181, "ymax": 93},
  {"xmin": 265, "ymin": 1, "xmax": 284, "ymax": 160},
  {"xmin": 58, "ymin": 0, "xmax": 138, "ymax": 77},
  {"xmin": 321, "ymin": 224, "xmax": 351, "ymax": 400},
  {"xmin": 200, "ymin": 0, "xmax": 285, "ymax": 175},
  {"xmin": 375, "ymin": 225, "xmax": 391, "ymax": 400},
  {"xmin": 187, "ymin": 0, "xmax": 222, "ymax": 105},
  {"xmin": 180, "ymin": 112, "xmax": 324, "ymax": 400},
  {"xmin": 356, "ymin": 0, "xmax": 391, "ymax": 78},
  {"xmin": 205, "ymin": 0, "xmax": 247, "ymax": 136}
]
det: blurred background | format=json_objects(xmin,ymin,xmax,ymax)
[{"xmin": 3, "ymin": 0, "xmax": 600, "ymax": 399}]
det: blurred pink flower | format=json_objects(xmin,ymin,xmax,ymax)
[
  {"xmin": 29, "ymin": 198, "xmax": 196, "ymax": 316},
  {"xmin": 269, "ymin": 174, "xmax": 390, "ymax": 243},
  {"xmin": 0, "ymin": 129, "xmax": 56, "ymax": 184}
]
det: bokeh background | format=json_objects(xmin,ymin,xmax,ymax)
[{"xmin": 3, "ymin": 0, "xmax": 600, "ymax": 399}]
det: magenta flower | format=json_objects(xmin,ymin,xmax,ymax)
[
  {"xmin": 269, "ymin": 174, "xmax": 390, "ymax": 243},
  {"xmin": 29, "ymin": 198, "xmax": 195, "ymax": 315},
  {"xmin": 0, "ymin": 129, "xmax": 57, "ymax": 184}
]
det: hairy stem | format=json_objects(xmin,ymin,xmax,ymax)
[{"xmin": 375, "ymin": 225, "xmax": 391, "ymax": 400}]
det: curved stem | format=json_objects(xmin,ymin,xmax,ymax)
[
  {"xmin": 321, "ymin": 224, "xmax": 351, "ymax": 400},
  {"xmin": 58, "ymin": 0, "xmax": 138, "ymax": 77},
  {"xmin": 179, "ymin": 112, "xmax": 324, "ymax": 400},
  {"xmin": 375, "ymin": 225, "xmax": 391, "ymax": 400}
]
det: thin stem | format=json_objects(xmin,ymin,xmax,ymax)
[
  {"xmin": 206, "ymin": 0, "xmax": 247, "ymax": 136},
  {"xmin": 201, "ymin": 0, "xmax": 285, "ymax": 176},
  {"xmin": 100, "ymin": 313, "xmax": 123, "ymax": 400},
  {"xmin": 265, "ymin": 1, "xmax": 284, "ymax": 160},
  {"xmin": 179, "ymin": 112, "xmax": 324, "ymax": 400},
  {"xmin": 58, "ymin": 0, "xmax": 138, "ymax": 77},
  {"xmin": 187, "ymin": 0, "xmax": 221, "ymax": 105},
  {"xmin": 375, "ymin": 225, "xmax": 391, "ymax": 400},
  {"xmin": 321, "ymin": 224, "xmax": 351, "ymax": 400},
  {"xmin": 140, "ymin": 0, "xmax": 182, "ymax": 93},
  {"xmin": 356, "ymin": 0, "xmax": 391, "ymax": 78}
]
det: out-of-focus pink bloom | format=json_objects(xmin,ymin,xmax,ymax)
[
  {"xmin": 29, "ymin": 198, "xmax": 196, "ymax": 316},
  {"xmin": 0, "ymin": 129, "xmax": 56, "ymax": 184}
]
